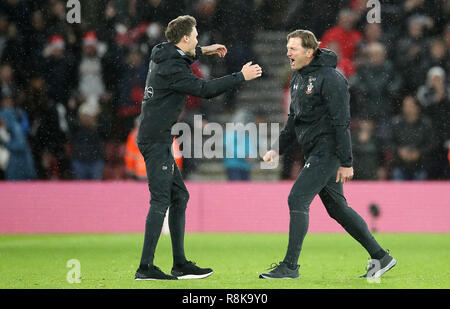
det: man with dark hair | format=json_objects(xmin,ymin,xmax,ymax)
[
  {"xmin": 135, "ymin": 15, "xmax": 262, "ymax": 280},
  {"xmin": 260, "ymin": 30, "xmax": 396, "ymax": 279}
]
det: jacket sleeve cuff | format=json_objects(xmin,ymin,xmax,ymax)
[
  {"xmin": 340, "ymin": 161, "xmax": 353, "ymax": 168},
  {"xmin": 195, "ymin": 46, "xmax": 203, "ymax": 59},
  {"xmin": 232, "ymin": 71, "xmax": 245, "ymax": 83}
]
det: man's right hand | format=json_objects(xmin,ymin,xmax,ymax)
[
  {"xmin": 241, "ymin": 61, "xmax": 263, "ymax": 81},
  {"xmin": 263, "ymin": 149, "xmax": 279, "ymax": 165}
]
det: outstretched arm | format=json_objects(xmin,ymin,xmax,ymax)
[
  {"xmin": 168, "ymin": 61, "xmax": 262, "ymax": 99},
  {"xmin": 201, "ymin": 44, "xmax": 228, "ymax": 58}
]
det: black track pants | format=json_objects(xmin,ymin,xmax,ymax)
[
  {"xmin": 138, "ymin": 142, "xmax": 189, "ymax": 266},
  {"xmin": 283, "ymin": 151, "xmax": 382, "ymax": 266}
]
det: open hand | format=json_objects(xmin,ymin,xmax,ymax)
[{"xmin": 241, "ymin": 61, "xmax": 263, "ymax": 81}]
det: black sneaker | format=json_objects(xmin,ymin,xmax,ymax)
[
  {"xmin": 135, "ymin": 265, "xmax": 178, "ymax": 280},
  {"xmin": 259, "ymin": 262, "xmax": 300, "ymax": 279},
  {"xmin": 359, "ymin": 251, "xmax": 397, "ymax": 278},
  {"xmin": 171, "ymin": 261, "xmax": 213, "ymax": 279}
]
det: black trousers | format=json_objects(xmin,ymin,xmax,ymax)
[
  {"xmin": 138, "ymin": 142, "xmax": 189, "ymax": 266},
  {"xmin": 283, "ymin": 149, "xmax": 382, "ymax": 265}
]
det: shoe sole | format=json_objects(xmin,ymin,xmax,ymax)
[
  {"xmin": 135, "ymin": 277, "xmax": 177, "ymax": 281},
  {"xmin": 174, "ymin": 271, "xmax": 213, "ymax": 280},
  {"xmin": 259, "ymin": 274, "xmax": 299, "ymax": 279},
  {"xmin": 135, "ymin": 278, "xmax": 158, "ymax": 281},
  {"xmin": 135, "ymin": 274, "xmax": 177, "ymax": 281},
  {"xmin": 373, "ymin": 258, "xmax": 397, "ymax": 278}
]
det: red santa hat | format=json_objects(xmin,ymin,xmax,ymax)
[
  {"xmin": 83, "ymin": 31, "xmax": 98, "ymax": 47},
  {"xmin": 43, "ymin": 35, "xmax": 65, "ymax": 56},
  {"xmin": 47, "ymin": 35, "xmax": 65, "ymax": 50}
]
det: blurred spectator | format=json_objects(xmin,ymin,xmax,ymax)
[
  {"xmin": 117, "ymin": 48, "xmax": 147, "ymax": 139},
  {"xmin": 361, "ymin": 22, "xmax": 384, "ymax": 46},
  {"xmin": 0, "ymin": 0, "xmax": 32, "ymax": 40},
  {"xmin": 28, "ymin": 75, "xmax": 70, "ymax": 179},
  {"xmin": 354, "ymin": 22, "xmax": 387, "ymax": 67},
  {"xmin": 223, "ymin": 108, "xmax": 257, "ymax": 181},
  {"xmin": 97, "ymin": 1, "xmax": 117, "ymax": 42},
  {"xmin": 320, "ymin": 9, "xmax": 362, "ymax": 61},
  {"xmin": 0, "ymin": 63, "xmax": 16, "ymax": 100},
  {"xmin": 402, "ymin": 0, "xmax": 428, "ymax": 17},
  {"xmin": 350, "ymin": 42, "xmax": 402, "ymax": 134},
  {"xmin": 25, "ymin": 10, "xmax": 48, "ymax": 77},
  {"xmin": 417, "ymin": 66, "xmax": 450, "ymax": 109},
  {"xmin": 324, "ymin": 41, "xmax": 355, "ymax": 78},
  {"xmin": 421, "ymin": 37, "xmax": 450, "ymax": 75},
  {"xmin": 389, "ymin": 96, "xmax": 434, "ymax": 181},
  {"xmin": 0, "ymin": 12, "xmax": 23, "ymax": 81},
  {"xmin": 124, "ymin": 117, "xmax": 147, "ymax": 181},
  {"xmin": 78, "ymin": 31, "xmax": 106, "ymax": 100},
  {"xmin": 395, "ymin": 15, "xmax": 429, "ymax": 93},
  {"xmin": 46, "ymin": 0, "xmax": 69, "ymax": 36},
  {"xmin": 351, "ymin": 118, "xmax": 386, "ymax": 180},
  {"xmin": 42, "ymin": 35, "xmax": 76, "ymax": 105},
  {"xmin": 23, "ymin": 75, "xmax": 49, "ymax": 177},
  {"xmin": 400, "ymin": 0, "xmax": 441, "ymax": 35},
  {"xmin": 106, "ymin": 0, "xmax": 132, "ymax": 24},
  {"xmin": 417, "ymin": 66, "xmax": 450, "ymax": 179},
  {"xmin": 0, "ymin": 94, "xmax": 36, "ymax": 180},
  {"xmin": 0, "ymin": 65, "xmax": 29, "ymax": 135},
  {"xmin": 70, "ymin": 100, "xmax": 105, "ymax": 180},
  {"xmin": 95, "ymin": 16, "xmax": 126, "ymax": 132}
]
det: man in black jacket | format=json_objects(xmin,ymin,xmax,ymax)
[
  {"xmin": 260, "ymin": 30, "xmax": 396, "ymax": 279},
  {"xmin": 135, "ymin": 15, "xmax": 262, "ymax": 280}
]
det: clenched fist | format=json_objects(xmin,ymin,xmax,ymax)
[{"xmin": 263, "ymin": 149, "xmax": 279, "ymax": 165}]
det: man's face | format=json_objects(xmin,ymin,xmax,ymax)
[
  {"xmin": 287, "ymin": 37, "xmax": 313, "ymax": 70},
  {"xmin": 402, "ymin": 97, "xmax": 419, "ymax": 121},
  {"xmin": 83, "ymin": 45, "xmax": 97, "ymax": 57},
  {"xmin": 185, "ymin": 26, "xmax": 199, "ymax": 57}
]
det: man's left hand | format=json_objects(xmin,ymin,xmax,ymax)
[
  {"xmin": 201, "ymin": 44, "xmax": 227, "ymax": 57},
  {"xmin": 336, "ymin": 166, "xmax": 354, "ymax": 183}
]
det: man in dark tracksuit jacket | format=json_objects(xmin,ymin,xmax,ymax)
[
  {"xmin": 135, "ymin": 15, "xmax": 262, "ymax": 280},
  {"xmin": 260, "ymin": 30, "xmax": 396, "ymax": 279}
]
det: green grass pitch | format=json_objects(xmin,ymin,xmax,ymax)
[{"xmin": 0, "ymin": 233, "xmax": 448, "ymax": 289}]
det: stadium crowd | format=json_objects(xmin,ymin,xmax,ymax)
[{"xmin": 0, "ymin": 0, "xmax": 448, "ymax": 181}]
